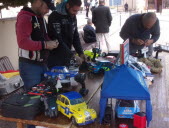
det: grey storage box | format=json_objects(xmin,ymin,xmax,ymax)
[
  {"xmin": 0, "ymin": 75, "xmax": 24, "ymax": 96},
  {"xmin": 0, "ymin": 56, "xmax": 24, "ymax": 96}
]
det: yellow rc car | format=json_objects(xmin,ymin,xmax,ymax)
[
  {"xmin": 56, "ymin": 91, "xmax": 97, "ymax": 125},
  {"xmin": 84, "ymin": 50, "xmax": 99, "ymax": 61}
]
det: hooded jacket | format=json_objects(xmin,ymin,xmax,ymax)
[
  {"xmin": 47, "ymin": 2, "xmax": 83, "ymax": 68},
  {"xmin": 16, "ymin": 7, "xmax": 50, "ymax": 64}
]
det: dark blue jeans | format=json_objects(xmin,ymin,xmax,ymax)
[
  {"xmin": 19, "ymin": 61, "xmax": 47, "ymax": 91},
  {"xmin": 19, "ymin": 61, "xmax": 47, "ymax": 128}
]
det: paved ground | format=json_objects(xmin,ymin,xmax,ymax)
[{"xmin": 77, "ymin": 10, "xmax": 169, "ymax": 51}]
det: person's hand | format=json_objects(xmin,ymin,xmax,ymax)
[
  {"xmin": 45, "ymin": 40, "xmax": 59, "ymax": 50},
  {"xmin": 145, "ymin": 39, "xmax": 153, "ymax": 46},
  {"xmin": 74, "ymin": 55, "xmax": 83, "ymax": 65},
  {"xmin": 132, "ymin": 39, "xmax": 145, "ymax": 45},
  {"xmin": 74, "ymin": 54, "xmax": 86, "ymax": 65},
  {"xmin": 79, "ymin": 54, "xmax": 87, "ymax": 62}
]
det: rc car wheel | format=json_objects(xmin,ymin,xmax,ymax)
[
  {"xmin": 79, "ymin": 88, "xmax": 89, "ymax": 96},
  {"xmin": 87, "ymin": 56, "xmax": 91, "ymax": 61},
  {"xmin": 72, "ymin": 117, "xmax": 77, "ymax": 125},
  {"xmin": 54, "ymin": 110, "xmax": 58, "ymax": 117},
  {"xmin": 49, "ymin": 111, "xmax": 55, "ymax": 118},
  {"xmin": 88, "ymin": 72, "xmax": 94, "ymax": 79},
  {"xmin": 101, "ymin": 52, "xmax": 107, "ymax": 57},
  {"xmin": 45, "ymin": 111, "xmax": 48, "ymax": 116},
  {"xmin": 99, "ymin": 69, "xmax": 105, "ymax": 75}
]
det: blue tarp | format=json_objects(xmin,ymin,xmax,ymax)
[{"xmin": 100, "ymin": 64, "xmax": 152, "ymax": 126}]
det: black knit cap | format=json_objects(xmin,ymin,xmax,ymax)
[{"xmin": 43, "ymin": 0, "xmax": 55, "ymax": 10}]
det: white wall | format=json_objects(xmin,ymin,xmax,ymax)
[{"xmin": 0, "ymin": 18, "xmax": 18, "ymax": 70}]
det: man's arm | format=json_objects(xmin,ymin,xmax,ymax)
[
  {"xmin": 120, "ymin": 18, "xmax": 134, "ymax": 41},
  {"xmin": 151, "ymin": 19, "xmax": 160, "ymax": 43},
  {"xmin": 16, "ymin": 14, "xmax": 45, "ymax": 51},
  {"xmin": 72, "ymin": 28, "xmax": 84, "ymax": 56},
  {"xmin": 107, "ymin": 7, "xmax": 112, "ymax": 26}
]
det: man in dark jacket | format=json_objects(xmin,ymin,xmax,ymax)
[
  {"xmin": 83, "ymin": 18, "xmax": 96, "ymax": 43},
  {"xmin": 120, "ymin": 12, "xmax": 160, "ymax": 56},
  {"xmin": 48, "ymin": 0, "xmax": 85, "ymax": 68},
  {"xmin": 124, "ymin": 3, "xmax": 128, "ymax": 12},
  {"xmin": 16, "ymin": 1, "xmax": 58, "ymax": 128},
  {"xmin": 84, "ymin": 0, "xmax": 90, "ymax": 18},
  {"xmin": 92, "ymin": 0, "xmax": 112, "ymax": 52}
]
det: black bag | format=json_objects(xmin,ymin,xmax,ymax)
[{"xmin": 1, "ymin": 94, "xmax": 43, "ymax": 120}]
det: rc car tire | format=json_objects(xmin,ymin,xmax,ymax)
[{"xmin": 72, "ymin": 117, "xmax": 77, "ymax": 125}]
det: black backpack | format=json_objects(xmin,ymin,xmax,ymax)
[{"xmin": 1, "ymin": 94, "xmax": 43, "ymax": 120}]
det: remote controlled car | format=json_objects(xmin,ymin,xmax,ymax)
[
  {"xmin": 56, "ymin": 91, "xmax": 97, "ymax": 125},
  {"xmin": 127, "ymin": 55, "xmax": 154, "ymax": 85},
  {"xmin": 51, "ymin": 66, "xmax": 78, "ymax": 77},
  {"xmin": 89, "ymin": 60, "xmax": 114, "ymax": 74},
  {"xmin": 84, "ymin": 50, "xmax": 99, "ymax": 61},
  {"xmin": 44, "ymin": 66, "xmax": 78, "ymax": 84},
  {"xmin": 115, "ymin": 100, "xmax": 140, "ymax": 119}
]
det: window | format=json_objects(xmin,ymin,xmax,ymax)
[
  {"xmin": 70, "ymin": 98, "xmax": 84, "ymax": 105},
  {"xmin": 57, "ymin": 95, "xmax": 61, "ymax": 101},
  {"xmin": 65, "ymin": 99, "xmax": 69, "ymax": 105},
  {"xmin": 61, "ymin": 97, "xmax": 65, "ymax": 103}
]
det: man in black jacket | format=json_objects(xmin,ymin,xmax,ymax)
[
  {"xmin": 120, "ymin": 12, "xmax": 160, "ymax": 56},
  {"xmin": 92, "ymin": 0, "xmax": 112, "ymax": 52},
  {"xmin": 48, "ymin": 0, "xmax": 85, "ymax": 68}
]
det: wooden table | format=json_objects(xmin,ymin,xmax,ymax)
[
  {"xmin": 0, "ymin": 53, "xmax": 169, "ymax": 128},
  {"xmin": 0, "ymin": 75, "xmax": 104, "ymax": 128}
]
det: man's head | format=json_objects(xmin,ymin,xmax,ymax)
[
  {"xmin": 66, "ymin": 0, "xmax": 82, "ymax": 17},
  {"xmin": 31, "ymin": 0, "xmax": 55, "ymax": 16},
  {"xmin": 87, "ymin": 18, "xmax": 92, "ymax": 25},
  {"xmin": 99, "ymin": 0, "xmax": 105, "ymax": 5},
  {"xmin": 142, "ymin": 12, "xmax": 157, "ymax": 29}
]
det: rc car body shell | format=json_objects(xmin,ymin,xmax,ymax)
[{"xmin": 56, "ymin": 91, "xmax": 97, "ymax": 125}]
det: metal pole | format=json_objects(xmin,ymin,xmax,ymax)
[
  {"xmin": 120, "ymin": 12, "xmax": 121, "ymax": 26},
  {"xmin": 0, "ymin": 9, "xmax": 2, "ymax": 18}
]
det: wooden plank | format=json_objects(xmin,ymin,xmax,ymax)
[
  {"xmin": 0, "ymin": 115, "xmax": 70, "ymax": 128},
  {"xmin": 148, "ymin": 53, "xmax": 169, "ymax": 128},
  {"xmin": 16, "ymin": 122, "xmax": 24, "ymax": 128}
]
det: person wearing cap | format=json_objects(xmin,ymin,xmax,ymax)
[
  {"xmin": 92, "ymin": 0, "xmax": 112, "ymax": 52},
  {"xmin": 16, "ymin": 1, "xmax": 58, "ymax": 127},
  {"xmin": 120, "ymin": 12, "xmax": 160, "ymax": 56},
  {"xmin": 47, "ymin": 0, "xmax": 85, "ymax": 68}
]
